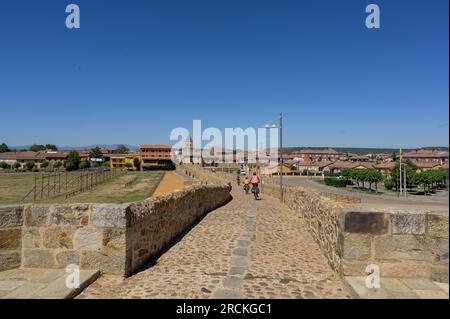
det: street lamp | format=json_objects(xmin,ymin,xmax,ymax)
[{"xmin": 261, "ymin": 113, "xmax": 284, "ymax": 202}]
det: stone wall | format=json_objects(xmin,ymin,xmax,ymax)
[
  {"xmin": 126, "ymin": 184, "xmax": 231, "ymax": 275},
  {"xmin": 340, "ymin": 208, "xmax": 449, "ymax": 282},
  {"xmin": 0, "ymin": 184, "xmax": 231, "ymax": 276},
  {"xmin": 260, "ymin": 183, "xmax": 344, "ymax": 274},
  {"xmin": 0, "ymin": 206, "xmax": 23, "ymax": 271}
]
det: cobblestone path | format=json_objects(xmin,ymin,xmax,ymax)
[{"xmin": 77, "ymin": 187, "xmax": 352, "ymax": 299}]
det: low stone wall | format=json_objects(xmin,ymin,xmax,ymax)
[
  {"xmin": 0, "ymin": 206, "xmax": 23, "ymax": 271},
  {"xmin": 340, "ymin": 208, "xmax": 449, "ymax": 282},
  {"xmin": 0, "ymin": 184, "xmax": 231, "ymax": 276},
  {"xmin": 126, "ymin": 185, "xmax": 231, "ymax": 274},
  {"xmin": 178, "ymin": 165, "xmax": 233, "ymax": 185},
  {"xmin": 260, "ymin": 183, "xmax": 344, "ymax": 274}
]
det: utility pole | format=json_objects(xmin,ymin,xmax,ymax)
[{"xmin": 279, "ymin": 112, "xmax": 283, "ymax": 203}]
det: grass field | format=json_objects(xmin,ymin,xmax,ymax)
[{"xmin": 0, "ymin": 172, "xmax": 165, "ymax": 205}]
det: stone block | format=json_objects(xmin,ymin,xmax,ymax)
[
  {"xmin": 56, "ymin": 250, "xmax": 80, "ymax": 268},
  {"xmin": 426, "ymin": 237, "xmax": 449, "ymax": 264},
  {"xmin": 0, "ymin": 206, "xmax": 23, "ymax": 228},
  {"xmin": 343, "ymin": 233, "xmax": 372, "ymax": 261},
  {"xmin": 379, "ymin": 261, "xmax": 429, "ymax": 279},
  {"xmin": 103, "ymin": 228, "xmax": 126, "ymax": 250},
  {"xmin": 0, "ymin": 228, "xmax": 21, "ymax": 250},
  {"xmin": 81, "ymin": 249, "xmax": 126, "ymax": 275},
  {"xmin": 0, "ymin": 251, "xmax": 21, "ymax": 271},
  {"xmin": 24, "ymin": 205, "xmax": 49, "ymax": 226},
  {"xmin": 73, "ymin": 228, "xmax": 103, "ymax": 249},
  {"xmin": 430, "ymin": 264, "xmax": 449, "ymax": 283},
  {"xmin": 392, "ymin": 213, "xmax": 426, "ymax": 235},
  {"xmin": 374, "ymin": 235, "xmax": 426, "ymax": 261},
  {"xmin": 22, "ymin": 249, "xmax": 56, "ymax": 268},
  {"xmin": 50, "ymin": 205, "xmax": 89, "ymax": 226},
  {"xmin": 427, "ymin": 214, "xmax": 449, "ymax": 238},
  {"xmin": 92, "ymin": 204, "xmax": 127, "ymax": 228},
  {"xmin": 343, "ymin": 211, "xmax": 389, "ymax": 235},
  {"xmin": 22, "ymin": 227, "xmax": 42, "ymax": 248},
  {"xmin": 43, "ymin": 226, "xmax": 76, "ymax": 249}
]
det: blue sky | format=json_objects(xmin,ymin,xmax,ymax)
[{"xmin": 0, "ymin": 0, "xmax": 448, "ymax": 148}]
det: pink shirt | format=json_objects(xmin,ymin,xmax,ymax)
[{"xmin": 251, "ymin": 175, "xmax": 260, "ymax": 183}]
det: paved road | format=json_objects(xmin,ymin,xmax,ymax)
[
  {"xmin": 281, "ymin": 177, "xmax": 449, "ymax": 211},
  {"xmin": 77, "ymin": 186, "xmax": 351, "ymax": 299}
]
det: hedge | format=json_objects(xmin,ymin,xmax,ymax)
[{"xmin": 324, "ymin": 177, "xmax": 348, "ymax": 188}]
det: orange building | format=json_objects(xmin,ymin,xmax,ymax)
[{"xmin": 139, "ymin": 144, "xmax": 175, "ymax": 170}]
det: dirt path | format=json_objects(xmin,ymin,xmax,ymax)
[{"xmin": 152, "ymin": 172, "xmax": 186, "ymax": 197}]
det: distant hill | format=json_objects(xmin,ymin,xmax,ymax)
[{"xmin": 283, "ymin": 146, "xmax": 449, "ymax": 155}]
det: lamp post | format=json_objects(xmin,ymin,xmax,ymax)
[{"xmin": 262, "ymin": 113, "xmax": 284, "ymax": 202}]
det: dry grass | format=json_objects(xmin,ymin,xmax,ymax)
[{"xmin": 0, "ymin": 172, "xmax": 165, "ymax": 205}]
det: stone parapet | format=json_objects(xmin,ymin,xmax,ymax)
[{"xmin": 0, "ymin": 184, "xmax": 231, "ymax": 276}]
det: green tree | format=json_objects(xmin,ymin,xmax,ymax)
[
  {"xmin": 45, "ymin": 144, "xmax": 58, "ymax": 151},
  {"xmin": 89, "ymin": 147, "xmax": 103, "ymax": 159},
  {"xmin": 365, "ymin": 169, "xmax": 383, "ymax": 192},
  {"xmin": 54, "ymin": 160, "xmax": 62, "ymax": 168},
  {"xmin": 0, "ymin": 161, "xmax": 8, "ymax": 169},
  {"xmin": 25, "ymin": 161, "xmax": 35, "ymax": 171},
  {"xmin": 0, "ymin": 143, "xmax": 9, "ymax": 153},
  {"xmin": 79, "ymin": 159, "xmax": 91, "ymax": 169},
  {"xmin": 30, "ymin": 144, "xmax": 46, "ymax": 152},
  {"xmin": 384, "ymin": 178, "xmax": 395, "ymax": 190},
  {"xmin": 65, "ymin": 151, "xmax": 80, "ymax": 171},
  {"xmin": 115, "ymin": 145, "xmax": 129, "ymax": 154},
  {"xmin": 41, "ymin": 160, "xmax": 49, "ymax": 169},
  {"xmin": 13, "ymin": 161, "xmax": 21, "ymax": 169},
  {"xmin": 133, "ymin": 158, "xmax": 141, "ymax": 170}
]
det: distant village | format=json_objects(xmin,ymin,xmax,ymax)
[{"xmin": 0, "ymin": 142, "xmax": 448, "ymax": 178}]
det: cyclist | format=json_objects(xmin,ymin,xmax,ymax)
[
  {"xmin": 251, "ymin": 172, "xmax": 260, "ymax": 198},
  {"xmin": 236, "ymin": 173, "xmax": 241, "ymax": 186},
  {"xmin": 242, "ymin": 176, "xmax": 250, "ymax": 194}
]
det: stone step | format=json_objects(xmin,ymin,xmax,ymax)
[{"xmin": 0, "ymin": 268, "xmax": 100, "ymax": 299}]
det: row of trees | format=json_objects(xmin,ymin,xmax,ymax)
[
  {"xmin": 385, "ymin": 162, "xmax": 448, "ymax": 195},
  {"xmin": 341, "ymin": 168, "xmax": 384, "ymax": 192},
  {"xmin": 0, "ymin": 143, "xmax": 58, "ymax": 153}
]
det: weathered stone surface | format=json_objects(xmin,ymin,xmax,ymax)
[
  {"xmin": 427, "ymin": 237, "xmax": 449, "ymax": 264},
  {"xmin": 343, "ymin": 233, "xmax": 371, "ymax": 261},
  {"xmin": 81, "ymin": 249, "xmax": 125, "ymax": 274},
  {"xmin": 0, "ymin": 228, "xmax": 21, "ymax": 250},
  {"xmin": 430, "ymin": 264, "xmax": 449, "ymax": 283},
  {"xmin": 50, "ymin": 205, "xmax": 89, "ymax": 226},
  {"xmin": 342, "ymin": 259, "xmax": 368, "ymax": 276},
  {"xmin": 380, "ymin": 262, "xmax": 429, "ymax": 279},
  {"xmin": 392, "ymin": 213, "xmax": 426, "ymax": 235},
  {"xmin": 103, "ymin": 228, "xmax": 126, "ymax": 250},
  {"xmin": 43, "ymin": 226, "xmax": 76, "ymax": 249},
  {"xmin": 73, "ymin": 228, "xmax": 103, "ymax": 249},
  {"xmin": 56, "ymin": 250, "xmax": 80, "ymax": 268},
  {"xmin": 92, "ymin": 205, "xmax": 127, "ymax": 228},
  {"xmin": 344, "ymin": 211, "xmax": 389, "ymax": 235},
  {"xmin": 22, "ymin": 228, "xmax": 42, "ymax": 248},
  {"xmin": 374, "ymin": 235, "xmax": 426, "ymax": 261},
  {"xmin": 427, "ymin": 214, "xmax": 449, "ymax": 238},
  {"xmin": 24, "ymin": 205, "xmax": 49, "ymax": 226},
  {"xmin": 22, "ymin": 249, "xmax": 56, "ymax": 268},
  {"xmin": 0, "ymin": 251, "xmax": 21, "ymax": 271},
  {"xmin": 0, "ymin": 206, "xmax": 23, "ymax": 228}
]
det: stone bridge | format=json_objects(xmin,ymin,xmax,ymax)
[{"xmin": 0, "ymin": 165, "xmax": 448, "ymax": 298}]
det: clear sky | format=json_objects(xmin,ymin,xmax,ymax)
[{"xmin": 0, "ymin": 0, "xmax": 448, "ymax": 148}]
